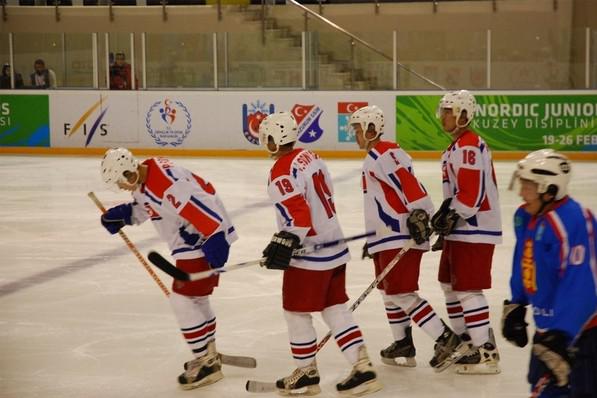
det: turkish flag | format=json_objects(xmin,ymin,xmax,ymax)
[
  {"xmin": 337, "ymin": 102, "xmax": 368, "ymax": 114},
  {"xmin": 291, "ymin": 104, "xmax": 314, "ymax": 125}
]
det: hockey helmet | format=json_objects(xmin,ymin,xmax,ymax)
[
  {"xmin": 348, "ymin": 105, "xmax": 385, "ymax": 140},
  {"xmin": 514, "ymin": 148, "xmax": 571, "ymax": 200},
  {"xmin": 258, "ymin": 112, "xmax": 298, "ymax": 151},
  {"xmin": 101, "ymin": 147, "xmax": 139, "ymax": 190},
  {"xmin": 437, "ymin": 90, "xmax": 477, "ymax": 126}
]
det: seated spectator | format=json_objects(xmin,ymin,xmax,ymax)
[
  {"xmin": 110, "ymin": 52, "xmax": 136, "ymax": 90},
  {"xmin": 30, "ymin": 59, "xmax": 57, "ymax": 89},
  {"xmin": 0, "ymin": 63, "xmax": 25, "ymax": 89}
]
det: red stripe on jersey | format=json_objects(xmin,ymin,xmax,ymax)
[
  {"xmin": 371, "ymin": 172, "xmax": 408, "ymax": 214},
  {"xmin": 192, "ymin": 174, "xmax": 216, "ymax": 195},
  {"xmin": 281, "ymin": 194, "xmax": 313, "ymax": 229},
  {"xmin": 411, "ymin": 305, "xmax": 433, "ymax": 323},
  {"xmin": 395, "ymin": 168, "xmax": 426, "ymax": 203},
  {"xmin": 456, "ymin": 167, "xmax": 481, "ymax": 208},
  {"xmin": 270, "ymin": 148, "xmax": 304, "ymax": 181},
  {"xmin": 456, "ymin": 130, "xmax": 481, "ymax": 148},
  {"xmin": 143, "ymin": 159, "xmax": 175, "ymax": 199},
  {"xmin": 179, "ymin": 201, "xmax": 220, "ymax": 236},
  {"xmin": 183, "ymin": 322, "xmax": 216, "ymax": 340},
  {"xmin": 372, "ymin": 141, "xmax": 398, "ymax": 156},
  {"xmin": 291, "ymin": 344, "xmax": 317, "ymax": 355},
  {"xmin": 386, "ymin": 310, "xmax": 408, "ymax": 320},
  {"xmin": 336, "ymin": 330, "xmax": 362, "ymax": 347},
  {"xmin": 464, "ymin": 312, "xmax": 489, "ymax": 323}
]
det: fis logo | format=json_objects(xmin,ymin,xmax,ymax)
[
  {"xmin": 291, "ymin": 104, "xmax": 324, "ymax": 143},
  {"xmin": 64, "ymin": 96, "xmax": 108, "ymax": 147},
  {"xmin": 242, "ymin": 100, "xmax": 275, "ymax": 145},
  {"xmin": 146, "ymin": 99, "xmax": 192, "ymax": 147},
  {"xmin": 337, "ymin": 102, "xmax": 367, "ymax": 142}
]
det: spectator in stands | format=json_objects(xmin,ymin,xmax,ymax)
[
  {"xmin": 110, "ymin": 52, "xmax": 136, "ymax": 90},
  {"xmin": 1, "ymin": 63, "xmax": 25, "ymax": 89},
  {"xmin": 30, "ymin": 59, "xmax": 57, "ymax": 89}
]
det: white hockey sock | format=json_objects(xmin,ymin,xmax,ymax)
[
  {"xmin": 441, "ymin": 283, "xmax": 467, "ymax": 336},
  {"xmin": 456, "ymin": 291, "xmax": 491, "ymax": 347},
  {"xmin": 284, "ymin": 311, "xmax": 318, "ymax": 368},
  {"xmin": 170, "ymin": 292, "xmax": 216, "ymax": 358},
  {"xmin": 322, "ymin": 303, "xmax": 365, "ymax": 365},
  {"xmin": 382, "ymin": 294, "xmax": 411, "ymax": 341}
]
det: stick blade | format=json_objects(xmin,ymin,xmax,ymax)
[
  {"xmin": 245, "ymin": 380, "xmax": 277, "ymax": 393},
  {"xmin": 147, "ymin": 251, "xmax": 190, "ymax": 281}
]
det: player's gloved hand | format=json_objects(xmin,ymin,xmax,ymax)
[
  {"xmin": 179, "ymin": 226, "xmax": 200, "ymax": 246},
  {"xmin": 201, "ymin": 231, "xmax": 229, "ymax": 269},
  {"xmin": 431, "ymin": 235, "xmax": 444, "ymax": 251},
  {"xmin": 101, "ymin": 203, "xmax": 133, "ymax": 234},
  {"xmin": 261, "ymin": 231, "xmax": 300, "ymax": 270},
  {"xmin": 501, "ymin": 300, "xmax": 528, "ymax": 347},
  {"xmin": 361, "ymin": 242, "xmax": 373, "ymax": 260},
  {"xmin": 407, "ymin": 209, "xmax": 432, "ymax": 245},
  {"xmin": 431, "ymin": 198, "xmax": 460, "ymax": 236},
  {"xmin": 532, "ymin": 330, "xmax": 573, "ymax": 387}
]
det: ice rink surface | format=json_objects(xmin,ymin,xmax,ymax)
[{"xmin": 1, "ymin": 154, "xmax": 596, "ymax": 398}]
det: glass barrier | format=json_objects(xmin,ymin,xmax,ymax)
[
  {"xmin": 0, "ymin": 33, "xmax": 14, "ymax": 89},
  {"xmin": 217, "ymin": 31, "xmax": 303, "ymax": 89},
  {"xmin": 592, "ymin": 28, "xmax": 597, "ymax": 89},
  {"xmin": 145, "ymin": 33, "xmax": 214, "ymax": 88},
  {"xmin": 492, "ymin": 27, "xmax": 573, "ymax": 90},
  {"xmin": 12, "ymin": 33, "xmax": 64, "ymax": 89},
  {"xmin": 107, "ymin": 32, "xmax": 137, "ymax": 90}
]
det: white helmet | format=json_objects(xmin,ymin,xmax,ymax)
[
  {"xmin": 437, "ymin": 90, "xmax": 477, "ymax": 126},
  {"xmin": 514, "ymin": 148, "xmax": 571, "ymax": 200},
  {"xmin": 349, "ymin": 105, "xmax": 384, "ymax": 140},
  {"xmin": 258, "ymin": 112, "xmax": 298, "ymax": 151},
  {"xmin": 101, "ymin": 147, "xmax": 139, "ymax": 190}
]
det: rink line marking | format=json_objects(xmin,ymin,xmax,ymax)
[{"xmin": 1, "ymin": 147, "xmax": 596, "ymax": 161}]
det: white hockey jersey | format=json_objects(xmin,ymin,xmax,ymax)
[
  {"xmin": 267, "ymin": 148, "xmax": 350, "ymax": 271},
  {"xmin": 129, "ymin": 157, "xmax": 238, "ymax": 260},
  {"xmin": 362, "ymin": 141, "xmax": 434, "ymax": 254},
  {"xmin": 440, "ymin": 130, "xmax": 502, "ymax": 244}
]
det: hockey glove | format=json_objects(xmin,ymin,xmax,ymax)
[
  {"xmin": 431, "ymin": 198, "xmax": 460, "ymax": 236},
  {"xmin": 361, "ymin": 242, "xmax": 373, "ymax": 260},
  {"xmin": 179, "ymin": 226, "xmax": 200, "ymax": 246},
  {"xmin": 101, "ymin": 203, "xmax": 133, "ymax": 234},
  {"xmin": 501, "ymin": 300, "xmax": 528, "ymax": 347},
  {"xmin": 261, "ymin": 231, "xmax": 301, "ymax": 270},
  {"xmin": 201, "ymin": 231, "xmax": 230, "ymax": 269},
  {"xmin": 431, "ymin": 235, "xmax": 444, "ymax": 251},
  {"xmin": 532, "ymin": 330, "xmax": 573, "ymax": 387},
  {"xmin": 407, "ymin": 209, "xmax": 432, "ymax": 245}
]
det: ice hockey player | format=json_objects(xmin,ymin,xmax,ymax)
[
  {"xmin": 349, "ymin": 105, "xmax": 469, "ymax": 372},
  {"xmin": 99, "ymin": 148, "xmax": 237, "ymax": 389},
  {"xmin": 258, "ymin": 112, "xmax": 382, "ymax": 396},
  {"xmin": 504, "ymin": 149, "xmax": 597, "ymax": 397},
  {"xmin": 431, "ymin": 90, "xmax": 502, "ymax": 374}
]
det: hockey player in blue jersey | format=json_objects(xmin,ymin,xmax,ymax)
[{"xmin": 503, "ymin": 149, "xmax": 597, "ymax": 398}]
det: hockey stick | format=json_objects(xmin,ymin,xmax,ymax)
[
  {"xmin": 530, "ymin": 374, "xmax": 551, "ymax": 398},
  {"xmin": 88, "ymin": 191, "xmax": 257, "ymax": 368},
  {"xmin": 88, "ymin": 191, "xmax": 170, "ymax": 297},
  {"xmin": 245, "ymin": 238, "xmax": 418, "ymax": 393},
  {"xmin": 148, "ymin": 230, "xmax": 377, "ymax": 282}
]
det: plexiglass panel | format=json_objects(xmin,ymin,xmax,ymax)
[
  {"xmin": 145, "ymin": 33, "xmax": 213, "ymax": 88},
  {"xmin": 218, "ymin": 31, "xmax": 302, "ymax": 89},
  {"xmin": 107, "ymin": 32, "xmax": 137, "ymax": 90},
  {"xmin": 12, "ymin": 33, "xmax": 63, "ymax": 89}
]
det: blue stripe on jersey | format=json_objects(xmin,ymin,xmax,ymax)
[
  {"xmin": 292, "ymin": 167, "xmax": 298, "ymax": 179},
  {"xmin": 275, "ymin": 203, "xmax": 293, "ymax": 226},
  {"xmin": 145, "ymin": 190, "xmax": 162, "ymax": 206},
  {"xmin": 375, "ymin": 198, "xmax": 401, "ymax": 232},
  {"xmin": 228, "ymin": 226, "xmax": 235, "ymax": 234},
  {"xmin": 368, "ymin": 234, "xmax": 411, "ymax": 249},
  {"xmin": 171, "ymin": 244, "xmax": 204, "ymax": 255},
  {"xmin": 190, "ymin": 196, "xmax": 223, "ymax": 222},
  {"xmin": 451, "ymin": 229, "xmax": 502, "ymax": 236},
  {"xmin": 368, "ymin": 150, "xmax": 379, "ymax": 160},
  {"xmin": 294, "ymin": 248, "xmax": 349, "ymax": 262},
  {"xmin": 165, "ymin": 168, "xmax": 178, "ymax": 181},
  {"xmin": 388, "ymin": 173, "xmax": 402, "ymax": 191},
  {"xmin": 475, "ymin": 172, "xmax": 486, "ymax": 208}
]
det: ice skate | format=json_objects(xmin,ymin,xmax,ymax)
[
  {"xmin": 380, "ymin": 326, "xmax": 416, "ymax": 367},
  {"xmin": 178, "ymin": 341, "xmax": 223, "ymax": 390},
  {"xmin": 336, "ymin": 346, "xmax": 382, "ymax": 397},
  {"xmin": 275, "ymin": 361, "xmax": 321, "ymax": 396},
  {"xmin": 429, "ymin": 323, "xmax": 470, "ymax": 372},
  {"xmin": 456, "ymin": 329, "xmax": 501, "ymax": 375}
]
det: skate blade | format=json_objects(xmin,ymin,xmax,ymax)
[
  {"xmin": 381, "ymin": 356, "xmax": 416, "ymax": 367},
  {"xmin": 455, "ymin": 362, "xmax": 501, "ymax": 375},
  {"xmin": 278, "ymin": 384, "xmax": 321, "ymax": 396},
  {"xmin": 179, "ymin": 370, "xmax": 223, "ymax": 390},
  {"xmin": 432, "ymin": 343, "xmax": 471, "ymax": 373},
  {"xmin": 338, "ymin": 379, "xmax": 383, "ymax": 397}
]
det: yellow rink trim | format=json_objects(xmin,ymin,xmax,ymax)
[{"xmin": 0, "ymin": 147, "xmax": 596, "ymax": 161}]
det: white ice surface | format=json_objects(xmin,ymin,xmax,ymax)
[{"xmin": 0, "ymin": 155, "xmax": 596, "ymax": 398}]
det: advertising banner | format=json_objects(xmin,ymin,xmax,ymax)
[
  {"xmin": 396, "ymin": 93, "xmax": 597, "ymax": 151},
  {"xmin": 0, "ymin": 95, "xmax": 49, "ymax": 147}
]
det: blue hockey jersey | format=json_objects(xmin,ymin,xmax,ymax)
[{"xmin": 510, "ymin": 197, "xmax": 597, "ymax": 343}]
